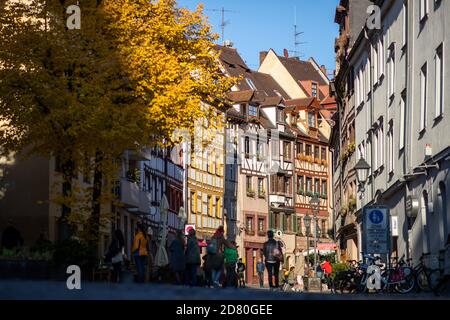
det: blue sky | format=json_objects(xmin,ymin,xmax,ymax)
[{"xmin": 177, "ymin": 0, "xmax": 340, "ymax": 76}]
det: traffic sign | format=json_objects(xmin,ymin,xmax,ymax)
[{"xmin": 362, "ymin": 206, "xmax": 390, "ymax": 254}]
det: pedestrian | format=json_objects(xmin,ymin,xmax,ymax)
[
  {"xmin": 237, "ymin": 258, "xmax": 246, "ymax": 288},
  {"xmin": 262, "ymin": 230, "xmax": 283, "ymax": 290},
  {"xmin": 132, "ymin": 223, "xmax": 149, "ymax": 283},
  {"xmin": 224, "ymin": 241, "xmax": 238, "ymax": 288},
  {"xmin": 287, "ymin": 266, "xmax": 296, "ymax": 291},
  {"xmin": 105, "ymin": 229, "xmax": 125, "ymax": 283},
  {"xmin": 320, "ymin": 257, "xmax": 333, "ymax": 289},
  {"xmin": 1, "ymin": 219, "xmax": 24, "ymax": 256},
  {"xmin": 208, "ymin": 226, "xmax": 228, "ymax": 287},
  {"xmin": 202, "ymin": 253, "xmax": 213, "ymax": 288},
  {"xmin": 169, "ymin": 230, "xmax": 186, "ymax": 285},
  {"xmin": 256, "ymin": 259, "xmax": 265, "ymax": 288},
  {"xmin": 185, "ymin": 228, "xmax": 201, "ymax": 287}
]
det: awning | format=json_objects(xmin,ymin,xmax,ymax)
[{"xmin": 302, "ymin": 249, "xmax": 336, "ymax": 256}]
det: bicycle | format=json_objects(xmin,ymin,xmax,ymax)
[
  {"xmin": 414, "ymin": 253, "xmax": 441, "ymax": 292},
  {"xmin": 379, "ymin": 256, "xmax": 415, "ymax": 294}
]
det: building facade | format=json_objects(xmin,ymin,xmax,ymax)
[{"xmin": 336, "ymin": 0, "xmax": 450, "ymax": 262}]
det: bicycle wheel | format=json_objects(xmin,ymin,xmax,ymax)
[
  {"xmin": 395, "ymin": 276, "xmax": 415, "ymax": 294},
  {"xmin": 339, "ymin": 279, "xmax": 354, "ymax": 294},
  {"xmin": 416, "ymin": 269, "xmax": 432, "ymax": 292}
]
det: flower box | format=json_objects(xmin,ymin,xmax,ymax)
[{"xmin": 247, "ymin": 190, "xmax": 256, "ymax": 197}]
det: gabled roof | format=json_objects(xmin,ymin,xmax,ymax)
[
  {"xmin": 320, "ymin": 95, "xmax": 337, "ymax": 106},
  {"xmin": 226, "ymin": 90, "xmax": 255, "ymax": 103},
  {"xmin": 285, "ymin": 97, "xmax": 320, "ymax": 110},
  {"xmin": 216, "ymin": 45, "xmax": 289, "ymax": 99},
  {"xmin": 277, "ymin": 55, "xmax": 328, "ymax": 86}
]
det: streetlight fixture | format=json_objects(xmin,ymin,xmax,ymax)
[
  {"xmin": 304, "ymin": 214, "xmax": 311, "ymax": 271},
  {"xmin": 310, "ymin": 194, "xmax": 320, "ymax": 275},
  {"xmin": 355, "ymin": 157, "xmax": 371, "ymax": 192}
]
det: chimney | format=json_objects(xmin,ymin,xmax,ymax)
[
  {"xmin": 259, "ymin": 51, "xmax": 268, "ymax": 66},
  {"xmin": 320, "ymin": 65, "xmax": 327, "ymax": 75},
  {"xmin": 283, "ymin": 49, "xmax": 289, "ymax": 58},
  {"xmin": 224, "ymin": 40, "xmax": 234, "ymax": 48}
]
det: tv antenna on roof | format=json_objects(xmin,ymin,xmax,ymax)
[
  {"xmin": 207, "ymin": 7, "xmax": 237, "ymax": 45},
  {"xmin": 290, "ymin": 7, "xmax": 307, "ymax": 59}
]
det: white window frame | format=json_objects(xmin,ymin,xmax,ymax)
[
  {"xmin": 374, "ymin": 129, "xmax": 379, "ymax": 169},
  {"xmin": 400, "ymin": 93, "xmax": 406, "ymax": 150},
  {"xmin": 373, "ymin": 42, "xmax": 379, "ymax": 83},
  {"xmin": 379, "ymin": 121, "xmax": 384, "ymax": 169},
  {"xmin": 402, "ymin": 2, "xmax": 407, "ymax": 47},
  {"xmin": 246, "ymin": 78, "xmax": 257, "ymax": 90},
  {"xmin": 388, "ymin": 124, "xmax": 394, "ymax": 174},
  {"xmin": 420, "ymin": 63, "xmax": 428, "ymax": 132},
  {"xmin": 420, "ymin": 0, "xmax": 429, "ymax": 22},
  {"xmin": 388, "ymin": 46, "xmax": 396, "ymax": 99},
  {"xmin": 379, "ymin": 36, "xmax": 385, "ymax": 79},
  {"xmin": 435, "ymin": 43, "xmax": 444, "ymax": 118}
]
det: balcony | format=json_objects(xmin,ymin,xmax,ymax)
[{"xmin": 120, "ymin": 178, "xmax": 151, "ymax": 214}]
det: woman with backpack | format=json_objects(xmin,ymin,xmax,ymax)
[{"xmin": 207, "ymin": 226, "xmax": 229, "ymax": 287}]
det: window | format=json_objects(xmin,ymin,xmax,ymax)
[
  {"xmin": 438, "ymin": 182, "xmax": 448, "ymax": 245},
  {"xmin": 244, "ymin": 136, "xmax": 250, "ymax": 158},
  {"xmin": 191, "ymin": 192, "xmax": 197, "ymax": 213},
  {"xmin": 312, "ymin": 82, "xmax": 318, "ymax": 97},
  {"xmin": 246, "ymin": 216, "xmax": 254, "ymax": 233},
  {"xmin": 373, "ymin": 41, "xmax": 379, "ymax": 82},
  {"xmin": 277, "ymin": 109, "xmax": 285, "ymax": 122},
  {"xmin": 321, "ymin": 220, "xmax": 326, "ymax": 238},
  {"xmin": 388, "ymin": 123, "xmax": 394, "ymax": 173},
  {"xmin": 321, "ymin": 147, "xmax": 327, "ymax": 161},
  {"xmin": 216, "ymin": 197, "xmax": 221, "ymax": 218},
  {"xmin": 435, "ymin": 44, "xmax": 444, "ymax": 118},
  {"xmin": 314, "ymin": 146, "xmax": 320, "ymax": 159},
  {"xmin": 308, "ymin": 112, "xmax": 316, "ymax": 128},
  {"xmin": 379, "ymin": 121, "xmax": 384, "ymax": 168},
  {"xmin": 378, "ymin": 36, "xmax": 385, "ymax": 78},
  {"xmin": 246, "ymin": 78, "xmax": 257, "ymax": 90},
  {"xmin": 374, "ymin": 128, "xmax": 379, "ymax": 169},
  {"xmin": 284, "ymin": 177, "xmax": 291, "ymax": 194},
  {"xmin": 258, "ymin": 178, "xmax": 264, "ymax": 196},
  {"xmin": 402, "ymin": 3, "xmax": 408, "ymax": 47},
  {"xmin": 283, "ymin": 141, "xmax": 291, "ymax": 159},
  {"xmin": 249, "ymin": 105, "xmax": 258, "ymax": 117},
  {"xmin": 420, "ymin": 0, "xmax": 429, "ymax": 21},
  {"xmin": 400, "ymin": 91, "xmax": 406, "ymax": 150},
  {"xmin": 314, "ymin": 179, "xmax": 320, "ymax": 194},
  {"xmin": 321, "ymin": 180, "xmax": 327, "ymax": 196},
  {"xmin": 258, "ymin": 218, "xmax": 265, "ymax": 233},
  {"xmin": 297, "ymin": 142, "xmax": 304, "ymax": 155},
  {"xmin": 297, "ymin": 176, "xmax": 304, "ymax": 194},
  {"xmin": 246, "ymin": 176, "xmax": 253, "ymax": 192},
  {"xmin": 388, "ymin": 46, "xmax": 395, "ymax": 98},
  {"xmin": 306, "ymin": 177, "xmax": 312, "ymax": 192},
  {"xmin": 420, "ymin": 63, "xmax": 428, "ymax": 131},
  {"xmin": 306, "ymin": 144, "xmax": 312, "ymax": 156},
  {"xmin": 207, "ymin": 195, "xmax": 212, "ymax": 216}
]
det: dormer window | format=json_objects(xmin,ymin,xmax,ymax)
[
  {"xmin": 245, "ymin": 78, "xmax": 257, "ymax": 90},
  {"xmin": 312, "ymin": 82, "xmax": 318, "ymax": 97},
  {"xmin": 276, "ymin": 108, "xmax": 285, "ymax": 123},
  {"xmin": 249, "ymin": 105, "xmax": 258, "ymax": 118},
  {"xmin": 308, "ymin": 112, "xmax": 317, "ymax": 128}
]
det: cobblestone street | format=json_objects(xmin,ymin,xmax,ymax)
[{"xmin": 0, "ymin": 278, "xmax": 448, "ymax": 300}]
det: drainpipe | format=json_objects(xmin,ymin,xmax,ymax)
[{"xmin": 404, "ymin": 0, "xmax": 414, "ymax": 260}]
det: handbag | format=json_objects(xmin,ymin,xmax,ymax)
[{"xmin": 112, "ymin": 252, "xmax": 123, "ymax": 264}]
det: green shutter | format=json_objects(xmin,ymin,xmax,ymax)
[
  {"xmin": 293, "ymin": 215, "xmax": 298, "ymax": 234},
  {"xmin": 269, "ymin": 212, "xmax": 274, "ymax": 230},
  {"xmin": 282, "ymin": 213, "xmax": 287, "ymax": 232}
]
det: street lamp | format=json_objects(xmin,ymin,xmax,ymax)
[
  {"xmin": 310, "ymin": 195, "xmax": 320, "ymax": 275},
  {"xmin": 355, "ymin": 157, "xmax": 371, "ymax": 194},
  {"xmin": 303, "ymin": 214, "xmax": 311, "ymax": 273}
]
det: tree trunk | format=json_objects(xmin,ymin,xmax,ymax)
[
  {"xmin": 89, "ymin": 150, "xmax": 104, "ymax": 253},
  {"xmin": 59, "ymin": 158, "xmax": 74, "ymax": 241}
]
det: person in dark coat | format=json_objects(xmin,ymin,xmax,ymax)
[
  {"xmin": 185, "ymin": 228, "xmax": 200, "ymax": 287},
  {"xmin": 105, "ymin": 229, "xmax": 125, "ymax": 283},
  {"xmin": 169, "ymin": 230, "xmax": 186, "ymax": 285},
  {"xmin": 1, "ymin": 220, "xmax": 23, "ymax": 256}
]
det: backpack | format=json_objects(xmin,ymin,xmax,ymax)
[
  {"xmin": 206, "ymin": 239, "xmax": 218, "ymax": 255},
  {"xmin": 272, "ymin": 241, "xmax": 283, "ymax": 261}
]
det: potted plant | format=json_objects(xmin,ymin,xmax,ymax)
[
  {"xmin": 322, "ymin": 159, "xmax": 328, "ymax": 166},
  {"xmin": 305, "ymin": 155, "xmax": 313, "ymax": 163},
  {"xmin": 306, "ymin": 191, "xmax": 313, "ymax": 197},
  {"xmin": 258, "ymin": 190, "xmax": 266, "ymax": 198},
  {"xmin": 247, "ymin": 189, "xmax": 255, "ymax": 197},
  {"xmin": 297, "ymin": 189, "xmax": 305, "ymax": 196},
  {"xmin": 314, "ymin": 157, "xmax": 321, "ymax": 165},
  {"xmin": 321, "ymin": 193, "xmax": 328, "ymax": 199}
]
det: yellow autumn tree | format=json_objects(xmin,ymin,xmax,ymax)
[{"xmin": 0, "ymin": 0, "xmax": 235, "ymax": 245}]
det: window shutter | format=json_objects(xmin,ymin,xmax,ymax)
[
  {"xmin": 269, "ymin": 212, "xmax": 274, "ymax": 230},
  {"xmin": 293, "ymin": 215, "xmax": 298, "ymax": 233}
]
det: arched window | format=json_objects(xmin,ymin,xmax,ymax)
[{"xmin": 438, "ymin": 182, "xmax": 448, "ymax": 247}]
